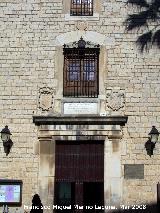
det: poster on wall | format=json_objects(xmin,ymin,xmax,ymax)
[{"xmin": 0, "ymin": 180, "xmax": 22, "ymax": 206}]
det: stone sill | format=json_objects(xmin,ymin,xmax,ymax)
[
  {"xmin": 65, "ymin": 13, "xmax": 99, "ymax": 21},
  {"xmin": 61, "ymin": 97, "xmax": 99, "ymax": 102},
  {"xmin": 33, "ymin": 115, "xmax": 128, "ymax": 126}
]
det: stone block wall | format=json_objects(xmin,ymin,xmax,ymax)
[{"xmin": 0, "ymin": 0, "xmax": 160, "ymax": 211}]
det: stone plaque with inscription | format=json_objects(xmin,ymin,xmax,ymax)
[
  {"xmin": 124, "ymin": 164, "xmax": 144, "ymax": 179},
  {"xmin": 63, "ymin": 102, "xmax": 98, "ymax": 115}
]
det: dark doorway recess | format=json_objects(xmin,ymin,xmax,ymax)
[
  {"xmin": 83, "ymin": 182, "xmax": 104, "ymax": 213},
  {"xmin": 54, "ymin": 140, "xmax": 104, "ymax": 213}
]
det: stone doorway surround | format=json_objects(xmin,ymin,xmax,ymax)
[{"xmin": 33, "ymin": 116, "xmax": 128, "ymax": 213}]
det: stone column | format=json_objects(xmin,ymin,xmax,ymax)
[
  {"xmin": 39, "ymin": 137, "xmax": 55, "ymax": 213},
  {"xmin": 104, "ymin": 137, "xmax": 122, "ymax": 212}
]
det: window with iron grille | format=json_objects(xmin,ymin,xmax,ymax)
[
  {"xmin": 70, "ymin": 0, "xmax": 93, "ymax": 16},
  {"xmin": 63, "ymin": 38, "xmax": 100, "ymax": 98}
]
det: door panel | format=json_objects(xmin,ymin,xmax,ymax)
[
  {"xmin": 55, "ymin": 141, "xmax": 104, "ymax": 212},
  {"xmin": 79, "ymin": 143, "xmax": 104, "ymax": 182},
  {"xmin": 55, "ymin": 182, "xmax": 75, "ymax": 212}
]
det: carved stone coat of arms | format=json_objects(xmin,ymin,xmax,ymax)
[
  {"xmin": 106, "ymin": 90, "xmax": 125, "ymax": 111},
  {"xmin": 39, "ymin": 87, "xmax": 54, "ymax": 111}
]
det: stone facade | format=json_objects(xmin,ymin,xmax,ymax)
[{"xmin": 0, "ymin": 0, "xmax": 160, "ymax": 212}]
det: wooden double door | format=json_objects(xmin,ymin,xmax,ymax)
[{"xmin": 54, "ymin": 141, "xmax": 104, "ymax": 212}]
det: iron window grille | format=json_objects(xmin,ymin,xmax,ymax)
[
  {"xmin": 70, "ymin": 0, "xmax": 93, "ymax": 16},
  {"xmin": 63, "ymin": 38, "xmax": 100, "ymax": 98}
]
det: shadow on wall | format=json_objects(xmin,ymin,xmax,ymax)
[{"xmin": 111, "ymin": 203, "xmax": 160, "ymax": 213}]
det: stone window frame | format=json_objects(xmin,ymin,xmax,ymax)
[
  {"xmin": 55, "ymin": 45, "xmax": 107, "ymax": 101},
  {"xmin": 54, "ymin": 31, "xmax": 108, "ymax": 115},
  {"xmin": 63, "ymin": 0, "xmax": 101, "ymax": 21}
]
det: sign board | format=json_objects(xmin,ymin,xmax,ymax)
[
  {"xmin": 124, "ymin": 164, "xmax": 144, "ymax": 179},
  {"xmin": 0, "ymin": 180, "xmax": 22, "ymax": 206},
  {"xmin": 63, "ymin": 102, "xmax": 98, "ymax": 115}
]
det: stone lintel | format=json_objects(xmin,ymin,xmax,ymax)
[
  {"xmin": 33, "ymin": 115, "xmax": 128, "ymax": 126},
  {"xmin": 39, "ymin": 124, "xmax": 121, "ymax": 131},
  {"xmin": 38, "ymin": 131, "xmax": 122, "ymax": 140}
]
